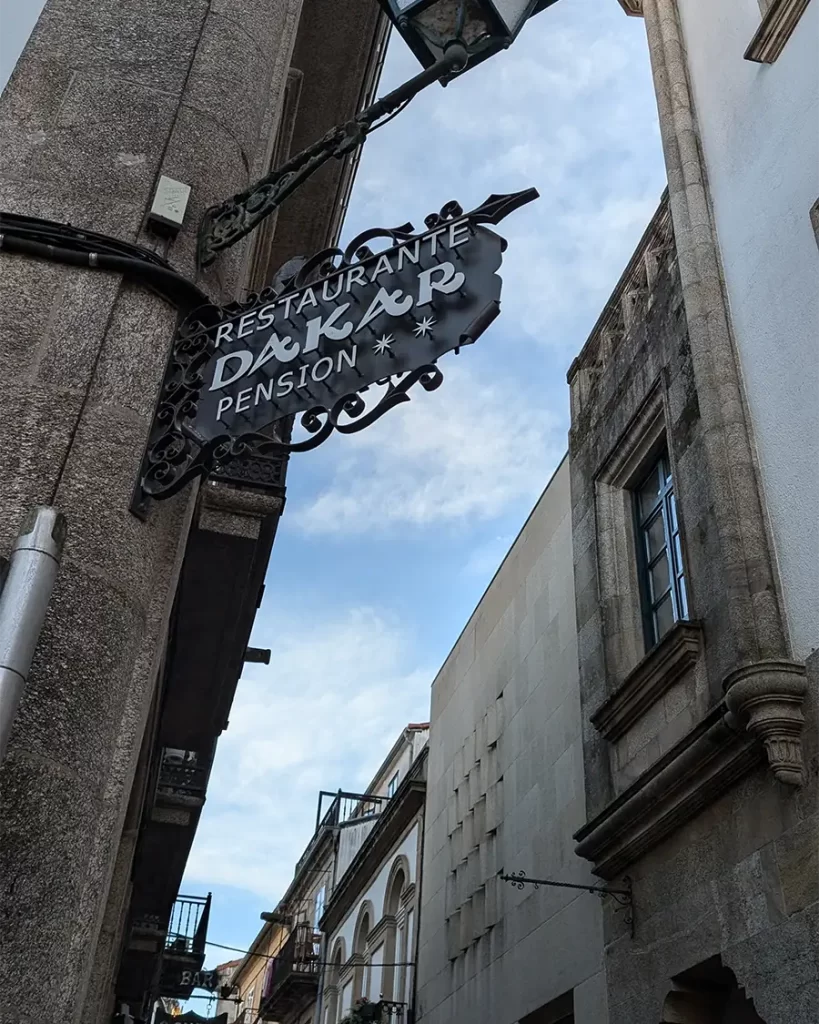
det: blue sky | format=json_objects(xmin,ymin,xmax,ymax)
[{"xmin": 1, "ymin": 0, "xmax": 665, "ymax": 1002}]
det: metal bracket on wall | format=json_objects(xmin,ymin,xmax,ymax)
[{"xmin": 499, "ymin": 870, "xmax": 634, "ymax": 937}]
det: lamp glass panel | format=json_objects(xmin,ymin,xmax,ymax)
[
  {"xmin": 493, "ymin": 0, "xmax": 533, "ymax": 33},
  {"xmin": 394, "ymin": 0, "xmax": 425, "ymax": 10},
  {"xmin": 412, "ymin": 0, "xmax": 493, "ymax": 47}
]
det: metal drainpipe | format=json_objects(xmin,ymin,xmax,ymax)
[{"xmin": 0, "ymin": 506, "xmax": 67, "ymax": 765}]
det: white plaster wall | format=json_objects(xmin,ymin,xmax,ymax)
[
  {"xmin": 677, "ymin": 0, "xmax": 819, "ymax": 658},
  {"xmin": 331, "ymin": 822, "xmax": 420, "ymax": 957},
  {"xmin": 337, "ymin": 819, "xmax": 379, "ymax": 880},
  {"xmin": 415, "ymin": 458, "xmax": 607, "ymax": 1024},
  {"xmin": 371, "ymin": 729, "xmax": 430, "ymax": 798}
]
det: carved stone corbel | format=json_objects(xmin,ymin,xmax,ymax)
[{"xmin": 724, "ymin": 660, "xmax": 808, "ymax": 787}]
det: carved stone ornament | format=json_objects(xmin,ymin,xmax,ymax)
[
  {"xmin": 724, "ymin": 659, "xmax": 808, "ymax": 787},
  {"xmin": 132, "ymin": 190, "xmax": 538, "ymax": 516}
]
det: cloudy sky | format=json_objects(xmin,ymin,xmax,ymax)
[{"xmin": 1, "ymin": 0, "xmax": 665, "ymax": 998}]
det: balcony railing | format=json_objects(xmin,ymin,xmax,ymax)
[
  {"xmin": 260, "ymin": 922, "xmax": 321, "ymax": 1016},
  {"xmin": 291, "ymin": 790, "xmax": 388, "ymax": 877},
  {"xmin": 165, "ymin": 893, "xmax": 211, "ymax": 958},
  {"xmin": 315, "ymin": 790, "xmax": 387, "ymax": 832},
  {"xmin": 155, "ymin": 747, "xmax": 209, "ymax": 807}
]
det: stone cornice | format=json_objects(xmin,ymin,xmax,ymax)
[
  {"xmin": 745, "ymin": 0, "xmax": 811, "ymax": 63},
  {"xmin": 616, "ymin": 0, "xmax": 644, "ymax": 14},
  {"xmin": 591, "ymin": 621, "xmax": 702, "ymax": 741},
  {"xmin": 575, "ymin": 703, "xmax": 761, "ymax": 878}
]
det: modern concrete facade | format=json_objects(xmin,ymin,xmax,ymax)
[
  {"xmin": 415, "ymin": 458, "xmax": 608, "ymax": 1024},
  {"xmin": 0, "ymin": 2, "xmax": 386, "ymax": 1022}
]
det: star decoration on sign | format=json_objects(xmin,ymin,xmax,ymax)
[
  {"xmin": 373, "ymin": 333, "xmax": 395, "ymax": 356},
  {"xmin": 413, "ymin": 315, "xmax": 437, "ymax": 338}
]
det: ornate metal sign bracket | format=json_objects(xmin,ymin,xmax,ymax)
[
  {"xmin": 499, "ymin": 870, "xmax": 634, "ymax": 937},
  {"xmin": 132, "ymin": 189, "xmax": 538, "ymax": 518}
]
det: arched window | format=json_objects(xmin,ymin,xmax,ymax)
[
  {"xmin": 353, "ymin": 908, "xmax": 370, "ymax": 956},
  {"xmin": 380, "ymin": 859, "xmax": 411, "ymax": 1003},
  {"xmin": 385, "ymin": 867, "xmax": 406, "ymax": 918},
  {"xmin": 352, "ymin": 904, "xmax": 373, "ymax": 1003},
  {"xmin": 325, "ymin": 944, "xmax": 343, "ymax": 1024}
]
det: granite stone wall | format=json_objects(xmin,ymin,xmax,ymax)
[
  {"xmin": 567, "ymin": 89, "xmax": 817, "ymax": 1022},
  {"xmin": 0, "ymin": 2, "xmax": 303, "ymax": 1021}
]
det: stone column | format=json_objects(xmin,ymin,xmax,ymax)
[
  {"xmin": 641, "ymin": 0, "xmax": 788, "ymax": 672},
  {"xmin": 0, "ymin": 2, "xmax": 302, "ymax": 1020}
]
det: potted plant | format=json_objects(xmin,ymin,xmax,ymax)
[{"xmin": 340, "ymin": 997, "xmax": 382, "ymax": 1024}]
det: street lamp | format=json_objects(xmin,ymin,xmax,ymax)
[
  {"xmin": 197, "ymin": 0, "xmax": 561, "ymax": 267},
  {"xmin": 379, "ymin": 0, "xmax": 560, "ymax": 73}
]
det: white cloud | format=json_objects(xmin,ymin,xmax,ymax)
[
  {"xmin": 294, "ymin": 363, "xmax": 564, "ymax": 535},
  {"xmin": 184, "ymin": 607, "xmax": 432, "ymax": 901},
  {"xmin": 346, "ymin": 1, "xmax": 665, "ymax": 356}
]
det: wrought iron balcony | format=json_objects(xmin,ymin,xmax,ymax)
[
  {"xmin": 343, "ymin": 1000, "xmax": 408, "ymax": 1023},
  {"xmin": 155, "ymin": 747, "xmax": 209, "ymax": 808},
  {"xmin": 293, "ymin": 789, "xmax": 389, "ymax": 876},
  {"xmin": 165, "ymin": 893, "xmax": 210, "ymax": 956},
  {"xmin": 259, "ymin": 922, "xmax": 322, "ymax": 1020},
  {"xmin": 160, "ymin": 893, "xmax": 212, "ymax": 999}
]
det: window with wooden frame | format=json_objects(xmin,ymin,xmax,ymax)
[{"xmin": 633, "ymin": 451, "xmax": 688, "ymax": 648}]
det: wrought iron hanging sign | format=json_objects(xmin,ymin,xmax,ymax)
[{"xmin": 132, "ymin": 189, "xmax": 538, "ymax": 514}]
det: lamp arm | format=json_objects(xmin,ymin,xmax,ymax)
[{"xmin": 197, "ymin": 43, "xmax": 468, "ymax": 268}]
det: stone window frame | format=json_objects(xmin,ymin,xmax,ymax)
[
  {"xmin": 594, "ymin": 383, "xmax": 679, "ymax": 689},
  {"xmin": 745, "ymin": 0, "xmax": 813, "ymax": 63}
]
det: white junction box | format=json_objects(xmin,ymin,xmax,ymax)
[{"xmin": 148, "ymin": 175, "xmax": 191, "ymax": 234}]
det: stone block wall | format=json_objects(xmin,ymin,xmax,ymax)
[
  {"xmin": 567, "ymin": 183, "xmax": 818, "ymax": 1019},
  {"xmin": 416, "ymin": 459, "xmax": 608, "ymax": 1024},
  {"xmin": 0, "ymin": 2, "xmax": 303, "ymax": 1021}
]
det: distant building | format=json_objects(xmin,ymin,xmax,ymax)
[
  {"xmin": 213, "ymin": 960, "xmax": 243, "ymax": 1022},
  {"xmin": 320, "ymin": 725, "xmax": 429, "ymax": 1023},
  {"xmin": 233, "ymin": 725, "xmax": 429, "ymax": 1024},
  {"xmin": 413, "ymin": 459, "xmax": 607, "ymax": 1024}
]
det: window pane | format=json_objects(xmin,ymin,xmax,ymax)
[
  {"xmin": 655, "ymin": 594, "xmax": 674, "ymax": 639},
  {"xmin": 650, "ymin": 552, "xmax": 671, "ymax": 600},
  {"xmin": 673, "ymin": 533, "xmax": 684, "ymax": 575},
  {"xmin": 669, "ymin": 491, "xmax": 678, "ymax": 531},
  {"xmin": 639, "ymin": 467, "xmax": 662, "ymax": 519},
  {"xmin": 645, "ymin": 513, "xmax": 666, "ymax": 560},
  {"xmin": 678, "ymin": 574, "xmax": 688, "ymax": 618}
]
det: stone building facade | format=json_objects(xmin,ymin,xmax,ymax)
[
  {"xmin": 232, "ymin": 726, "xmax": 428, "ymax": 1024},
  {"xmin": 0, "ymin": 2, "xmax": 385, "ymax": 1022},
  {"xmin": 415, "ymin": 458, "xmax": 609, "ymax": 1024},
  {"xmin": 621, "ymin": 0, "xmax": 818, "ymax": 662},
  {"xmin": 568, "ymin": 189, "xmax": 817, "ymax": 1020},
  {"xmin": 319, "ymin": 725, "xmax": 428, "ymax": 1023}
]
